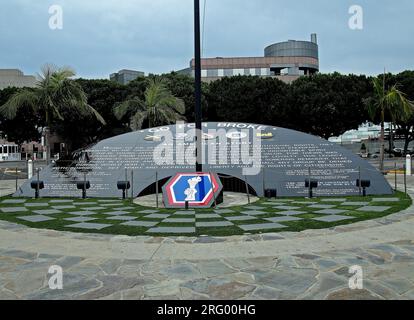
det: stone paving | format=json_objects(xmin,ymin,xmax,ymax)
[{"xmin": 0, "ymin": 177, "xmax": 413, "ymax": 300}]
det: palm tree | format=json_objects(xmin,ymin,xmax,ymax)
[
  {"xmin": 366, "ymin": 74, "xmax": 413, "ymax": 172},
  {"xmin": 114, "ymin": 78, "xmax": 186, "ymax": 130},
  {"xmin": 0, "ymin": 65, "xmax": 106, "ymax": 164}
]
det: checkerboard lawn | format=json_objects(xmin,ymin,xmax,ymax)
[{"xmin": 0, "ymin": 191, "xmax": 411, "ymax": 237}]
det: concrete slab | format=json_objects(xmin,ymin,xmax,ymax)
[
  {"xmin": 244, "ymin": 205, "xmax": 264, "ymax": 210},
  {"xmin": 51, "ymin": 205, "xmax": 76, "ymax": 210},
  {"xmin": 65, "ymin": 222, "xmax": 111, "ymax": 230},
  {"xmin": 1, "ymin": 207, "xmax": 28, "ymax": 213},
  {"xmin": 32, "ymin": 209, "xmax": 61, "ymax": 215},
  {"xmin": 18, "ymin": 215, "xmax": 55, "ymax": 222},
  {"xmin": 320, "ymin": 198, "xmax": 347, "ymax": 202},
  {"xmin": 196, "ymin": 214, "xmax": 222, "ymax": 219},
  {"xmin": 240, "ymin": 210, "xmax": 268, "ymax": 216},
  {"xmin": 72, "ymin": 202, "xmax": 98, "ymax": 206},
  {"xmin": 214, "ymin": 209, "xmax": 234, "ymax": 214},
  {"xmin": 315, "ymin": 209, "xmax": 350, "ymax": 215},
  {"xmin": 292, "ymin": 201, "xmax": 318, "ymax": 205},
  {"xmin": 196, "ymin": 221, "xmax": 233, "ymax": 227},
  {"xmin": 277, "ymin": 210, "xmax": 307, "ymax": 216},
  {"xmin": 67, "ymin": 211, "xmax": 96, "ymax": 216},
  {"xmin": 313, "ymin": 215, "xmax": 354, "ymax": 222},
  {"xmin": 174, "ymin": 210, "xmax": 195, "ymax": 215},
  {"xmin": 163, "ymin": 218, "xmax": 195, "ymax": 223},
  {"xmin": 63, "ymin": 217, "xmax": 97, "ymax": 222},
  {"xmin": 357, "ymin": 206, "xmax": 392, "ymax": 212},
  {"xmin": 101, "ymin": 211, "xmax": 130, "ymax": 216},
  {"xmin": 112, "ymin": 206, "xmax": 135, "ymax": 211},
  {"xmin": 105, "ymin": 216, "xmax": 137, "ymax": 221},
  {"xmin": 121, "ymin": 221, "xmax": 159, "ymax": 227},
  {"xmin": 78, "ymin": 206, "xmax": 106, "ymax": 211},
  {"xmin": 2, "ymin": 199, "xmax": 26, "ymax": 204},
  {"xmin": 138, "ymin": 210, "xmax": 160, "ymax": 214},
  {"xmin": 24, "ymin": 203, "xmax": 50, "ymax": 207},
  {"xmin": 147, "ymin": 227, "xmax": 195, "ymax": 234},
  {"xmin": 49, "ymin": 199, "xmax": 74, "ymax": 203},
  {"xmin": 341, "ymin": 202, "xmax": 370, "ymax": 206},
  {"xmin": 145, "ymin": 214, "xmax": 170, "ymax": 219},
  {"xmin": 273, "ymin": 205, "xmax": 301, "ymax": 210},
  {"xmin": 371, "ymin": 198, "xmax": 400, "ymax": 202},
  {"xmin": 265, "ymin": 216, "xmax": 303, "ymax": 223},
  {"xmin": 224, "ymin": 215, "xmax": 257, "ymax": 221},
  {"xmin": 238, "ymin": 223, "xmax": 287, "ymax": 231},
  {"xmin": 308, "ymin": 204, "xmax": 337, "ymax": 209}
]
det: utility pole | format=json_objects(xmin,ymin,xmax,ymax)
[
  {"xmin": 194, "ymin": 0, "xmax": 203, "ymax": 172},
  {"xmin": 379, "ymin": 68, "xmax": 386, "ymax": 173}
]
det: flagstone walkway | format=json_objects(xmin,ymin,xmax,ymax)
[{"xmin": 0, "ymin": 177, "xmax": 414, "ymax": 299}]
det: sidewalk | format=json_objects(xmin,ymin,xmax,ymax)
[{"xmin": 0, "ymin": 177, "xmax": 413, "ymax": 299}]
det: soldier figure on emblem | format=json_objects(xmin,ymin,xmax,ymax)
[{"xmin": 184, "ymin": 176, "xmax": 202, "ymax": 201}]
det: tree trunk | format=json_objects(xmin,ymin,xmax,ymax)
[
  {"xmin": 379, "ymin": 110, "xmax": 385, "ymax": 173},
  {"xmin": 404, "ymin": 133, "xmax": 410, "ymax": 154},
  {"xmin": 44, "ymin": 127, "xmax": 51, "ymax": 165},
  {"xmin": 389, "ymin": 122, "xmax": 394, "ymax": 156}
]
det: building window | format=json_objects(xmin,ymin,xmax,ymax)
[
  {"xmin": 224, "ymin": 69, "xmax": 233, "ymax": 77},
  {"xmin": 218, "ymin": 69, "xmax": 224, "ymax": 77},
  {"xmin": 201, "ymin": 70, "xmax": 208, "ymax": 77},
  {"xmin": 261, "ymin": 68, "xmax": 269, "ymax": 76},
  {"xmin": 207, "ymin": 69, "xmax": 218, "ymax": 77}
]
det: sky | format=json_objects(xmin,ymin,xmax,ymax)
[{"xmin": 0, "ymin": 0, "xmax": 413, "ymax": 79}]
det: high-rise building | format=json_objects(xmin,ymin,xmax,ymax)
[
  {"xmin": 110, "ymin": 69, "xmax": 145, "ymax": 85},
  {"xmin": 177, "ymin": 34, "xmax": 319, "ymax": 84},
  {"xmin": 0, "ymin": 69, "xmax": 36, "ymax": 89}
]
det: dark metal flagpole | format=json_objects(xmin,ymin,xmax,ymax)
[{"xmin": 194, "ymin": 0, "xmax": 203, "ymax": 172}]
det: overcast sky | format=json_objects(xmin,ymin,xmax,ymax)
[{"xmin": 1, "ymin": 0, "xmax": 413, "ymax": 79}]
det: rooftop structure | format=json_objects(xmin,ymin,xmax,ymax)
[
  {"xmin": 178, "ymin": 34, "xmax": 319, "ymax": 83},
  {"xmin": 110, "ymin": 69, "xmax": 145, "ymax": 85},
  {"xmin": 0, "ymin": 69, "xmax": 36, "ymax": 90}
]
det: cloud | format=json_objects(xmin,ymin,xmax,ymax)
[{"xmin": 0, "ymin": 0, "xmax": 413, "ymax": 78}]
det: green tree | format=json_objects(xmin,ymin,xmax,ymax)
[
  {"xmin": 52, "ymin": 78, "xmax": 130, "ymax": 152},
  {"xmin": 0, "ymin": 87, "xmax": 41, "ymax": 144},
  {"xmin": 114, "ymin": 78, "xmax": 186, "ymax": 130},
  {"xmin": 392, "ymin": 71, "xmax": 414, "ymax": 154},
  {"xmin": 207, "ymin": 75, "xmax": 289, "ymax": 125},
  {"xmin": 0, "ymin": 65, "xmax": 106, "ymax": 163},
  {"xmin": 365, "ymin": 74, "xmax": 414, "ymax": 172},
  {"xmin": 288, "ymin": 73, "xmax": 371, "ymax": 138}
]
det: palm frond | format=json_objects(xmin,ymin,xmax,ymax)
[
  {"xmin": 384, "ymin": 85, "xmax": 414, "ymax": 122},
  {"xmin": 86, "ymin": 104, "xmax": 106, "ymax": 125},
  {"xmin": 50, "ymin": 67, "xmax": 76, "ymax": 87},
  {"xmin": 113, "ymin": 99, "xmax": 145, "ymax": 120},
  {"xmin": 0, "ymin": 90, "xmax": 39, "ymax": 119},
  {"xmin": 130, "ymin": 111, "xmax": 147, "ymax": 130}
]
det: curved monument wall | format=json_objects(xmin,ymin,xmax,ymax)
[{"xmin": 15, "ymin": 122, "xmax": 393, "ymax": 198}]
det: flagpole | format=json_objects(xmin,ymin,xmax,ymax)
[{"xmin": 194, "ymin": 0, "xmax": 203, "ymax": 172}]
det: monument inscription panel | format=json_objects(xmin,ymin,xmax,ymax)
[{"xmin": 15, "ymin": 122, "xmax": 393, "ymax": 198}]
